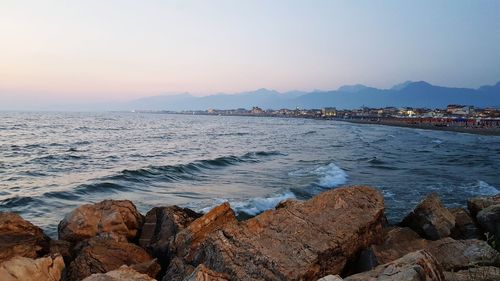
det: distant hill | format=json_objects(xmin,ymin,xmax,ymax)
[{"xmin": 114, "ymin": 81, "xmax": 499, "ymax": 111}]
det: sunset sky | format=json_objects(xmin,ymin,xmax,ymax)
[{"xmin": 1, "ymin": 0, "xmax": 499, "ymax": 105}]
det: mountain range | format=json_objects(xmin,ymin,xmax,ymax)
[{"xmin": 114, "ymin": 81, "xmax": 500, "ymax": 111}]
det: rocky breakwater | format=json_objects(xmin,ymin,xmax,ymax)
[{"xmin": 0, "ymin": 186, "xmax": 499, "ymax": 281}]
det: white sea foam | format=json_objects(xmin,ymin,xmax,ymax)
[
  {"xmin": 313, "ymin": 163, "xmax": 348, "ymax": 188},
  {"xmin": 431, "ymin": 139, "xmax": 443, "ymax": 144},
  {"xmin": 477, "ymin": 181, "xmax": 499, "ymax": 196}
]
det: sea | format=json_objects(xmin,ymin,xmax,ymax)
[{"xmin": 1, "ymin": 112, "xmax": 499, "ymax": 237}]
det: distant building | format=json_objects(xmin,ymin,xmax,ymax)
[
  {"xmin": 447, "ymin": 105, "xmax": 474, "ymax": 116},
  {"xmin": 251, "ymin": 106, "xmax": 264, "ymax": 114},
  {"xmin": 322, "ymin": 107, "xmax": 337, "ymax": 117}
]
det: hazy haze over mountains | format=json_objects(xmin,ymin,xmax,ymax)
[{"xmin": 103, "ymin": 81, "xmax": 500, "ymax": 111}]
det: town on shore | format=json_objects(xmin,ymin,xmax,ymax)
[{"xmin": 134, "ymin": 104, "xmax": 500, "ymax": 135}]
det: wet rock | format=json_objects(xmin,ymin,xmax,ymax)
[
  {"xmin": 58, "ymin": 199, "xmax": 144, "ymax": 243},
  {"xmin": 400, "ymin": 193, "xmax": 455, "ymax": 240},
  {"xmin": 162, "ymin": 257, "xmax": 195, "ymax": 281},
  {"xmin": 467, "ymin": 194, "xmax": 500, "ymax": 218},
  {"xmin": 173, "ymin": 202, "xmax": 238, "ymax": 262},
  {"xmin": 443, "ymin": 266, "xmax": 500, "ymax": 281},
  {"xmin": 186, "ymin": 186, "xmax": 385, "ymax": 280},
  {"xmin": 0, "ymin": 212, "xmax": 50, "ymax": 263},
  {"xmin": 344, "ymin": 250, "xmax": 444, "ymax": 281},
  {"xmin": 182, "ymin": 264, "xmax": 228, "ymax": 281},
  {"xmin": 67, "ymin": 237, "xmax": 157, "ymax": 281},
  {"xmin": 139, "ymin": 206, "xmax": 202, "ymax": 261},
  {"xmin": 0, "ymin": 255, "xmax": 65, "ymax": 281},
  {"xmin": 81, "ymin": 265, "xmax": 155, "ymax": 281},
  {"xmin": 449, "ymin": 208, "xmax": 481, "ymax": 240},
  {"xmin": 476, "ymin": 204, "xmax": 500, "ymax": 244}
]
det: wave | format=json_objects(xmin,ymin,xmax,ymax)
[
  {"xmin": 313, "ymin": 163, "xmax": 348, "ymax": 188},
  {"xmin": 477, "ymin": 181, "xmax": 499, "ymax": 196}
]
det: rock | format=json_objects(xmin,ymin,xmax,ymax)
[
  {"xmin": 186, "ymin": 186, "xmax": 385, "ymax": 280},
  {"xmin": 427, "ymin": 238, "xmax": 500, "ymax": 271},
  {"xmin": 82, "ymin": 265, "xmax": 155, "ymax": 281},
  {"xmin": 182, "ymin": 264, "xmax": 228, "ymax": 281},
  {"xmin": 49, "ymin": 240, "xmax": 72, "ymax": 263},
  {"xmin": 58, "ymin": 199, "xmax": 144, "ymax": 243},
  {"xmin": 467, "ymin": 194, "xmax": 500, "ymax": 218},
  {"xmin": 318, "ymin": 275, "xmax": 344, "ymax": 281},
  {"xmin": 476, "ymin": 204, "xmax": 500, "ymax": 244},
  {"xmin": 344, "ymin": 250, "xmax": 444, "ymax": 281},
  {"xmin": 449, "ymin": 208, "xmax": 481, "ymax": 240},
  {"xmin": 0, "ymin": 255, "xmax": 65, "ymax": 281},
  {"xmin": 0, "ymin": 212, "xmax": 50, "ymax": 263},
  {"xmin": 139, "ymin": 206, "xmax": 202, "ymax": 261},
  {"xmin": 173, "ymin": 202, "xmax": 238, "ymax": 262},
  {"xmin": 443, "ymin": 266, "xmax": 500, "ymax": 281},
  {"xmin": 362, "ymin": 228, "xmax": 500, "ymax": 272},
  {"xmin": 130, "ymin": 259, "xmax": 162, "ymax": 279},
  {"xmin": 162, "ymin": 257, "xmax": 195, "ymax": 281},
  {"xmin": 68, "ymin": 237, "xmax": 157, "ymax": 281},
  {"xmin": 400, "ymin": 193, "xmax": 455, "ymax": 240}
]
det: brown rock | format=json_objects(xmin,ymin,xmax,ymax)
[
  {"xmin": 467, "ymin": 194, "xmax": 500, "ymax": 218},
  {"xmin": 49, "ymin": 240, "xmax": 72, "ymax": 263},
  {"xmin": 130, "ymin": 259, "xmax": 162, "ymax": 279},
  {"xmin": 67, "ymin": 237, "xmax": 157, "ymax": 281},
  {"xmin": 58, "ymin": 200, "xmax": 144, "ymax": 243},
  {"xmin": 139, "ymin": 206, "xmax": 201, "ymax": 260},
  {"xmin": 187, "ymin": 186, "xmax": 385, "ymax": 280},
  {"xmin": 81, "ymin": 265, "xmax": 155, "ymax": 281},
  {"xmin": 344, "ymin": 250, "xmax": 444, "ymax": 281},
  {"xmin": 173, "ymin": 202, "xmax": 238, "ymax": 262},
  {"xmin": 318, "ymin": 275, "xmax": 344, "ymax": 281},
  {"xmin": 449, "ymin": 208, "xmax": 481, "ymax": 240},
  {"xmin": 443, "ymin": 266, "xmax": 500, "ymax": 281},
  {"xmin": 0, "ymin": 255, "xmax": 65, "ymax": 281},
  {"xmin": 162, "ymin": 257, "xmax": 195, "ymax": 281},
  {"xmin": 476, "ymin": 204, "xmax": 500, "ymax": 244},
  {"xmin": 400, "ymin": 193, "xmax": 455, "ymax": 240},
  {"xmin": 0, "ymin": 212, "xmax": 50, "ymax": 263},
  {"xmin": 363, "ymin": 228, "xmax": 500, "ymax": 271},
  {"xmin": 182, "ymin": 264, "xmax": 228, "ymax": 281}
]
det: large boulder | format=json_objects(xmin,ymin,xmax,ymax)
[
  {"xmin": 58, "ymin": 200, "xmax": 144, "ymax": 243},
  {"xmin": 400, "ymin": 193, "xmax": 455, "ymax": 240},
  {"xmin": 476, "ymin": 204, "xmax": 500, "ymax": 245},
  {"xmin": 0, "ymin": 255, "xmax": 65, "ymax": 281},
  {"xmin": 344, "ymin": 250, "xmax": 444, "ymax": 281},
  {"xmin": 82, "ymin": 266, "xmax": 155, "ymax": 281},
  {"xmin": 443, "ymin": 266, "xmax": 500, "ymax": 281},
  {"xmin": 467, "ymin": 194, "xmax": 500, "ymax": 218},
  {"xmin": 67, "ymin": 237, "xmax": 158, "ymax": 281},
  {"xmin": 449, "ymin": 208, "xmax": 482, "ymax": 240},
  {"xmin": 360, "ymin": 227, "xmax": 500, "ymax": 271},
  {"xmin": 0, "ymin": 212, "xmax": 50, "ymax": 263},
  {"xmin": 179, "ymin": 186, "xmax": 385, "ymax": 280},
  {"xmin": 173, "ymin": 202, "xmax": 238, "ymax": 262},
  {"xmin": 139, "ymin": 206, "xmax": 202, "ymax": 261},
  {"xmin": 182, "ymin": 264, "xmax": 228, "ymax": 281}
]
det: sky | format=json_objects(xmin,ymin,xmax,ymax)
[{"xmin": 1, "ymin": 0, "xmax": 499, "ymax": 106}]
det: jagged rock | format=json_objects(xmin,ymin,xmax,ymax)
[
  {"xmin": 173, "ymin": 202, "xmax": 238, "ymax": 262},
  {"xmin": 318, "ymin": 275, "xmax": 344, "ymax": 281},
  {"xmin": 183, "ymin": 186, "xmax": 385, "ymax": 280},
  {"xmin": 162, "ymin": 257, "xmax": 195, "ymax": 281},
  {"xmin": 443, "ymin": 266, "xmax": 500, "ymax": 281},
  {"xmin": 182, "ymin": 264, "xmax": 228, "ymax": 281},
  {"xmin": 130, "ymin": 259, "xmax": 162, "ymax": 279},
  {"xmin": 49, "ymin": 240, "xmax": 72, "ymax": 263},
  {"xmin": 476, "ymin": 204, "xmax": 500, "ymax": 244},
  {"xmin": 58, "ymin": 199, "xmax": 144, "ymax": 243},
  {"xmin": 0, "ymin": 255, "xmax": 65, "ymax": 281},
  {"xmin": 344, "ymin": 250, "xmax": 444, "ymax": 281},
  {"xmin": 361, "ymin": 227, "xmax": 500, "ymax": 272},
  {"xmin": 68, "ymin": 237, "xmax": 157, "ymax": 281},
  {"xmin": 0, "ymin": 212, "xmax": 50, "ymax": 263},
  {"xmin": 81, "ymin": 265, "xmax": 155, "ymax": 281},
  {"xmin": 467, "ymin": 194, "xmax": 500, "ymax": 218},
  {"xmin": 400, "ymin": 193, "xmax": 455, "ymax": 240},
  {"xmin": 449, "ymin": 208, "xmax": 481, "ymax": 240},
  {"xmin": 139, "ymin": 206, "xmax": 201, "ymax": 261}
]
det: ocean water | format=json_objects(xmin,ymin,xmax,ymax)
[{"xmin": 1, "ymin": 112, "xmax": 499, "ymax": 237}]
